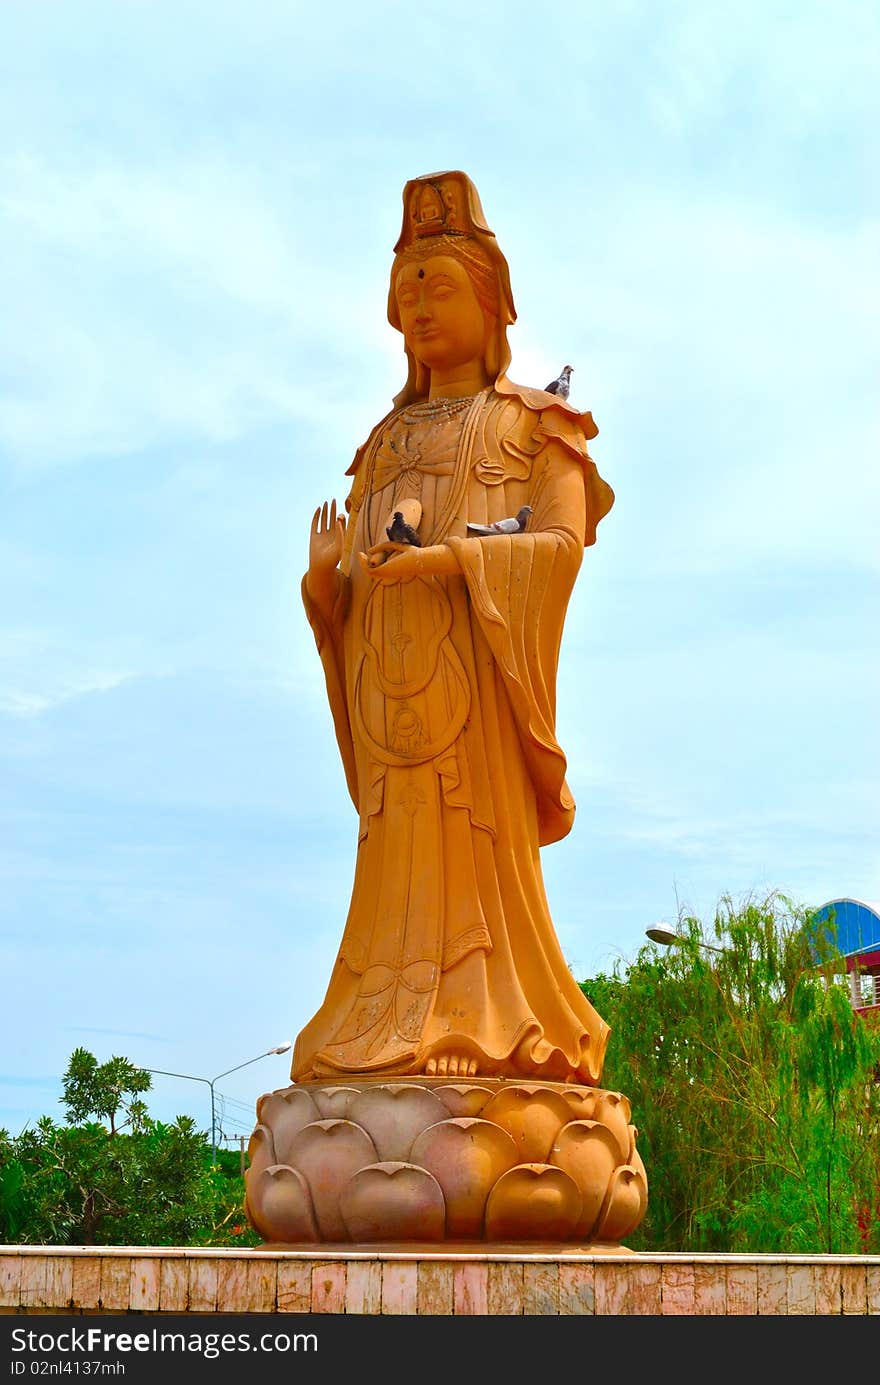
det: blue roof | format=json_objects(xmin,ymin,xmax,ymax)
[{"xmin": 813, "ymin": 898, "xmax": 880, "ymax": 958}]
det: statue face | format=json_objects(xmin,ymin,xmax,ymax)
[{"xmin": 395, "ymin": 255, "xmax": 486, "ymax": 373}]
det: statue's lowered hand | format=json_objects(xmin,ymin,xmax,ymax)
[
  {"xmin": 359, "ymin": 542, "xmax": 417, "ymax": 579},
  {"xmin": 359, "ymin": 542, "xmax": 460, "ymax": 582}
]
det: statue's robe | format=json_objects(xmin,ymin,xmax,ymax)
[{"xmin": 294, "ymin": 379, "xmax": 615, "ymax": 1083}]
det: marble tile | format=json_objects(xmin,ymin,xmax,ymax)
[
  {"xmin": 277, "ymin": 1260, "xmax": 312, "ymax": 1314},
  {"xmin": 694, "ymin": 1262, "xmax": 726, "ymax": 1315},
  {"xmin": 346, "ymin": 1261, "xmax": 383, "ymax": 1315},
  {"xmin": 786, "ymin": 1265, "xmax": 815, "ymax": 1315},
  {"xmin": 558, "ymin": 1263, "xmax": 595, "ymax": 1316},
  {"xmin": 488, "ymin": 1262, "xmax": 525, "ymax": 1316},
  {"xmin": 756, "ymin": 1263, "xmax": 788, "ymax": 1315},
  {"xmin": 188, "ymin": 1257, "xmax": 219, "ymax": 1313},
  {"xmin": 0, "ymin": 1256, "xmax": 21, "ymax": 1311},
  {"xmin": 841, "ymin": 1263, "xmax": 867, "ymax": 1315},
  {"xmin": 99, "ymin": 1256, "xmax": 131, "ymax": 1312},
  {"xmin": 522, "ymin": 1262, "xmax": 558, "ymax": 1315},
  {"xmin": 381, "ymin": 1262, "xmax": 418, "ymax": 1315},
  {"xmin": 624, "ymin": 1263, "xmax": 663, "ymax": 1315},
  {"xmin": 417, "ymin": 1262, "xmax": 454, "ymax": 1315},
  {"xmin": 19, "ymin": 1256, "xmax": 73, "ymax": 1311},
  {"xmin": 71, "ymin": 1255, "xmax": 101, "ymax": 1313},
  {"xmin": 18, "ymin": 1257, "xmax": 48, "ymax": 1311},
  {"xmin": 726, "ymin": 1264, "xmax": 758, "ymax": 1316},
  {"xmin": 129, "ymin": 1256, "xmax": 160, "ymax": 1312},
  {"xmin": 661, "ymin": 1262, "xmax": 695, "ymax": 1315},
  {"xmin": 158, "ymin": 1257, "xmax": 189, "ymax": 1312},
  {"xmin": 246, "ymin": 1258, "xmax": 278, "ymax": 1312},
  {"xmin": 814, "ymin": 1263, "xmax": 841, "ymax": 1315},
  {"xmin": 216, "ymin": 1257, "xmax": 249, "ymax": 1312},
  {"xmin": 453, "ymin": 1263, "xmax": 488, "ymax": 1315},
  {"xmin": 311, "ymin": 1262, "xmax": 347, "ymax": 1313}
]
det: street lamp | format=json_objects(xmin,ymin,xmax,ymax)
[
  {"xmin": 141, "ymin": 1042, "xmax": 292, "ymax": 1164},
  {"xmin": 645, "ymin": 923, "xmax": 725, "ymax": 955}
]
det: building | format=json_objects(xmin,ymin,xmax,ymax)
[{"xmin": 813, "ymin": 898, "xmax": 880, "ymax": 1016}]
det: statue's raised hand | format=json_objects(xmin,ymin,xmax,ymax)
[{"xmin": 306, "ymin": 499, "xmax": 346, "ymax": 608}]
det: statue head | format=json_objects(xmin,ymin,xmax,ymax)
[{"xmin": 387, "ymin": 171, "xmax": 517, "ymax": 406}]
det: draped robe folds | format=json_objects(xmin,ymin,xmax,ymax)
[{"xmin": 294, "ymin": 379, "xmax": 615, "ymax": 1084}]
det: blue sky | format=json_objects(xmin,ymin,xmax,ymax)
[{"xmin": 2, "ymin": 0, "xmax": 878, "ymax": 1143}]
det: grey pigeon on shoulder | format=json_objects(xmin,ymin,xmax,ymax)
[
  {"xmin": 386, "ymin": 510, "xmax": 422, "ymax": 546},
  {"xmin": 544, "ymin": 364, "xmax": 573, "ymax": 400},
  {"xmin": 466, "ymin": 505, "xmax": 533, "ymax": 537}
]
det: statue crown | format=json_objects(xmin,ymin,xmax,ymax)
[{"xmin": 395, "ymin": 171, "xmax": 497, "ymax": 253}]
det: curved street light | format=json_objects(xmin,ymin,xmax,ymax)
[
  {"xmin": 645, "ymin": 923, "xmax": 682, "ymax": 946},
  {"xmin": 141, "ymin": 1042, "xmax": 292, "ymax": 1164},
  {"xmin": 645, "ymin": 923, "xmax": 725, "ymax": 955}
]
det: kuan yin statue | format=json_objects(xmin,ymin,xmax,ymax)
[{"xmin": 246, "ymin": 171, "xmax": 648, "ymax": 1247}]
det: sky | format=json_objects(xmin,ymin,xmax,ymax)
[{"xmin": 1, "ymin": 0, "xmax": 878, "ymax": 1145}]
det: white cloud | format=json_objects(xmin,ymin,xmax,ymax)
[
  {"xmin": 0, "ymin": 629, "xmax": 138, "ymax": 719},
  {"xmin": 0, "ymin": 152, "xmax": 399, "ymax": 469}
]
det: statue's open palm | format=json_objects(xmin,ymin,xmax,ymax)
[{"xmin": 307, "ymin": 499, "xmax": 346, "ymax": 604}]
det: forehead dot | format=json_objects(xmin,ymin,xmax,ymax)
[{"xmin": 417, "ymin": 268, "xmax": 425, "ymax": 279}]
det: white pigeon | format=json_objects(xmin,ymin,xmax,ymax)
[
  {"xmin": 466, "ymin": 505, "xmax": 533, "ymax": 537},
  {"xmin": 544, "ymin": 364, "xmax": 573, "ymax": 400}
]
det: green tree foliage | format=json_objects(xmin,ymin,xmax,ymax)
[
  {"xmin": 0, "ymin": 1048, "xmax": 260, "ymax": 1247},
  {"xmin": 581, "ymin": 892, "xmax": 880, "ymax": 1253}
]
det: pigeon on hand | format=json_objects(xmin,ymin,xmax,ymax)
[
  {"xmin": 386, "ymin": 510, "xmax": 422, "ymax": 546},
  {"xmin": 466, "ymin": 505, "xmax": 533, "ymax": 537},
  {"xmin": 544, "ymin": 365, "xmax": 573, "ymax": 401}
]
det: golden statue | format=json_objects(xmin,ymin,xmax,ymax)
[
  {"xmin": 246, "ymin": 173, "xmax": 647, "ymax": 1247},
  {"xmin": 295, "ymin": 170, "xmax": 614, "ymax": 1083}
]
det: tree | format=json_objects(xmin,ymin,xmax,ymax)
[
  {"xmin": 581, "ymin": 890, "xmax": 880, "ymax": 1253},
  {"xmin": 0, "ymin": 1049, "xmax": 260, "ymax": 1247},
  {"xmin": 61, "ymin": 1048, "xmax": 151, "ymax": 1134}
]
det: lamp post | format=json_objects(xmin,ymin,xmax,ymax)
[
  {"xmin": 645, "ymin": 923, "xmax": 725, "ymax": 955},
  {"xmin": 142, "ymin": 1042, "xmax": 292, "ymax": 1164}
]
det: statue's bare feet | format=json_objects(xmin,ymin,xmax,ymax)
[{"xmin": 424, "ymin": 1053, "xmax": 479, "ymax": 1078}]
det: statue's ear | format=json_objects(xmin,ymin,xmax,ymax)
[{"xmin": 484, "ymin": 314, "xmax": 500, "ymax": 381}]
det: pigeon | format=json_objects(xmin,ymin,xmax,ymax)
[
  {"xmin": 386, "ymin": 510, "xmax": 422, "ymax": 546},
  {"xmin": 466, "ymin": 505, "xmax": 533, "ymax": 537},
  {"xmin": 544, "ymin": 364, "xmax": 573, "ymax": 401}
]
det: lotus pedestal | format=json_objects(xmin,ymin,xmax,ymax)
[{"xmin": 245, "ymin": 1078, "xmax": 647, "ymax": 1249}]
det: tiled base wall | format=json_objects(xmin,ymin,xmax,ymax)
[{"xmin": 3, "ymin": 1247, "xmax": 880, "ymax": 1315}]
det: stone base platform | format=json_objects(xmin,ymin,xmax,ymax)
[
  {"xmin": 3, "ymin": 1246, "xmax": 880, "ymax": 1315},
  {"xmin": 245, "ymin": 1077, "xmax": 648, "ymax": 1247}
]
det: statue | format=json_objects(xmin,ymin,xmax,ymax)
[{"xmin": 246, "ymin": 172, "xmax": 648, "ymax": 1247}]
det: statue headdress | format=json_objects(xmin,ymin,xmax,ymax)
[{"xmin": 387, "ymin": 171, "xmax": 516, "ymax": 407}]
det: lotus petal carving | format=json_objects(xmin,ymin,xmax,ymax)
[
  {"xmin": 347, "ymin": 1084, "xmax": 449, "ymax": 1161},
  {"xmin": 481, "ymin": 1086, "xmax": 574, "ymax": 1163},
  {"xmin": 594, "ymin": 1164, "xmax": 648, "ymax": 1243},
  {"xmin": 246, "ymin": 1122, "xmax": 278, "ymax": 1181},
  {"xmin": 590, "ymin": 1091, "xmax": 632, "ymax": 1162},
  {"xmin": 550, "ymin": 1120, "xmax": 622, "ymax": 1239},
  {"xmin": 559, "ymin": 1087, "xmax": 597, "ymax": 1122},
  {"xmin": 485, "ymin": 1163, "xmax": 582, "ymax": 1241},
  {"xmin": 409, "ymin": 1118, "xmax": 518, "ymax": 1237},
  {"xmin": 340, "ymin": 1162, "xmax": 446, "ymax": 1242},
  {"xmin": 255, "ymin": 1087, "xmax": 321, "ymax": 1163},
  {"xmin": 246, "ymin": 1164, "xmax": 319, "ymax": 1244},
  {"xmin": 313, "ymin": 1086, "xmax": 360, "ymax": 1120},
  {"xmin": 434, "ymin": 1084, "xmax": 495, "ymax": 1118},
  {"xmin": 285, "ymin": 1119, "xmax": 379, "ymax": 1242}
]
